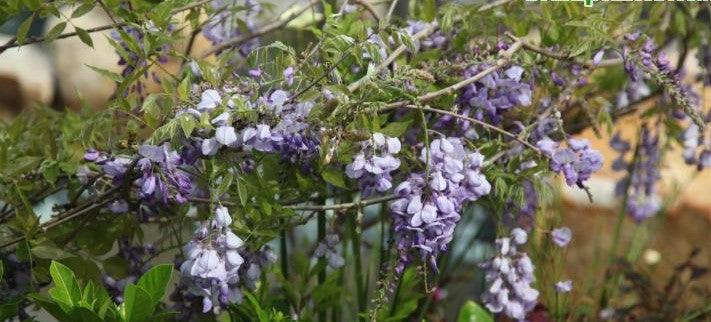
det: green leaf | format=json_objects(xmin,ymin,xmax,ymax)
[
  {"xmin": 24, "ymin": 0, "xmax": 42, "ymax": 10},
  {"xmin": 178, "ymin": 114, "xmax": 196, "ymax": 138},
  {"xmin": 177, "ymin": 77, "xmax": 190, "ymax": 101},
  {"xmin": 28, "ymin": 294, "xmax": 71, "ymax": 321},
  {"xmin": 75, "ymin": 27, "xmax": 94, "ymax": 47},
  {"xmin": 71, "ymin": 3, "xmax": 94, "ymax": 18},
  {"xmin": 45, "ymin": 22, "xmax": 67, "ymax": 41},
  {"xmin": 16, "ymin": 14, "xmax": 33, "ymax": 45},
  {"xmin": 0, "ymin": 261, "xmax": 3, "ymax": 280},
  {"xmin": 87, "ymin": 65, "xmax": 123, "ymax": 82},
  {"xmin": 136, "ymin": 264, "xmax": 173, "ymax": 304},
  {"xmin": 69, "ymin": 306, "xmax": 103, "ymax": 322},
  {"xmin": 31, "ymin": 243, "xmax": 72, "ymax": 259},
  {"xmin": 380, "ymin": 119, "xmax": 414, "ymax": 137},
  {"xmin": 457, "ymin": 301, "xmax": 493, "ymax": 322},
  {"xmin": 236, "ymin": 179, "xmax": 248, "ymax": 206},
  {"xmin": 121, "ymin": 284, "xmax": 155, "ymax": 322},
  {"xmin": 321, "ymin": 167, "xmax": 347, "ymax": 189},
  {"xmin": 0, "ymin": 301, "xmax": 19, "ymax": 321},
  {"xmin": 48, "ymin": 261, "xmax": 82, "ymax": 308}
]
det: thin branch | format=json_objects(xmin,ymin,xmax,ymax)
[
  {"xmin": 384, "ymin": 0, "xmax": 398, "ymax": 24},
  {"xmin": 505, "ymin": 32, "xmax": 622, "ymax": 68},
  {"xmin": 347, "ymin": 22, "xmax": 437, "ymax": 92},
  {"xmin": 289, "ymin": 29, "xmax": 379, "ymax": 102},
  {"xmin": 565, "ymin": 92, "xmax": 661, "ymax": 134},
  {"xmin": 0, "ymin": 186, "xmax": 121, "ymax": 249},
  {"xmin": 350, "ymin": 0, "xmax": 381, "ymax": 22},
  {"xmin": 0, "ymin": 0, "xmax": 213, "ymax": 54},
  {"xmin": 476, "ymin": 0, "xmax": 514, "ymax": 12},
  {"xmin": 286, "ymin": 194, "xmax": 399, "ymax": 211},
  {"xmin": 380, "ymin": 40, "xmax": 523, "ymax": 111},
  {"xmin": 404, "ymin": 105, "xmax": 542, "ymax": 155},
  {"xmin": 189, "ymin": 194, "xmax": 399, "ymax": 212},
  {"xmin": 201, "ymin": 0, "xmax": 321, "ymax": 58}
]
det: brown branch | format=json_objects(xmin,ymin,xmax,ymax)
[
  {"xmin": 477, "ymin": 0, "xmax": 514, "ymax": 12},
  {"xmin": 0, "ymin": 186, "xmax": 121, "ymax": 249},
  {"xmin": 286, "ymin": 194, "xmax": 399, "ymax": 211},
  {"xmin": 404, "ymin": 105, "xmax": 542, "ymax": 155},
  {"xmin": 505, "ymin": 32, "xmax": 622, "ymax": 68},
  {"xmin": 380, "ymin": 40, "xmax": 523, "ymax": 111},
  {"xmin": 200, "ymin": 0, "xmax": 321, "ymax": 58},
  {"xmin": 0, "ymin": 0, "xmax": 212, "ymax": 54},
  {"xmin": 189, "ymin": 194, "xmax": 399, "ymax": 212}
]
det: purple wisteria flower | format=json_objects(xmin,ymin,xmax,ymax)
[
  {"xmin": 203, "ymin": 0, "xmax": 261, "ymax": 57},
  {"xmin": 313, "ymin": 234, "xmax": 345, "ymax": 269},
  {"xmin": 136, "ymin": 143, "xmax": 193, "ymax": 204},
  {"xmin": 555, "ymin": 280, "xmax": 573, "ymax": 293},
  {"xmin": 480, "ymin": 228, "xmax": 539, "ymax": 320},
  {"xmin": 179, "ymin": 207, "xmax": 245, "ymax": 313},
  {"xmin": 194, "ymin": 86, "xmax": 320, "ymax": 171},
  {"xmin": 403, "ymin": 20, "xmax": 446, "ymax": 50},
  {"xmin": 346, "ymin": 133, "xmax": 401, "ymax": 196},
  {"xmin": 390, "ymin": 137, "xmax": 491, "ymax": 273},
  {"xmin": 611, "ymin": 127, "xmax": 661, "ymax": 222},
  {"xmin": 550, "ymin": 227, "xmax": 572, "ymax": 247},
  {"xmin": 457, "ymin": 65, "xmax": 532, "ymax": 125},
  {"xmin": 537, "ymin": 137, "xmax": 603, "ymax": 188},
  {"xmin": 110, "ymin": 25, "xmax": 170, "ymax": 95}
]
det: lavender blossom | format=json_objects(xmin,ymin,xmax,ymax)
[
  {"xmin": 136, "ymin": 143, "xmax": 194, "ymax": 204},
  {"xmin": 612, "ymin": 128, "xmax": 661, "ymax": 222},
  {"xmin": 555, "ymin": 280, "xmax": 573, "ymax": 293},
  {"xmin": 550, "ymin": 227, "xmax": 572, "ymax": 247},
  {"xmin": 179, "ymin": 208, "xmax": 245, "ymax": 313},
  {"xmin": 480, "ymin": 229, "xmax": 539, "ymax": 320},
  {"xmin": 203, "ymin": 0, "xmax": 261, "ymax": 57},
  {"xmin": 345, "ymin": 133, "xmax": 401, "ymax": 196},
  {"xmin": 403, "ymin": 20, "xmax": 446, "ymax": 50},
  {"xmin": 537, "ymin": 137, "xmax": 603, "ymax": 188},
  {"xmin": 390, "ymin": 137, "xmax": 491, "ymax": 273},
  {"xmin": 313, "ymin": 234, "xmax": 345, "ymax": 269},
  {"xmin": 110, "ymin": 25, "xmax": 170, "ymax": 95},
  {"xmin": 456, "ymin": 65, "xmax": 532, "ymax": 125}
]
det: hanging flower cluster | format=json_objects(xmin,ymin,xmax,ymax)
[
  {"xmin": 179, "ymin": 206, "xmax": 246, "ymax": 313},
  {"xmin": 194, "ymin": 86, "xmax": 321, "ymax": 171},
  {"xmin": 611, "ymin": 127, "xmax": 662, "ymax": 222},
  {"xmin": 390, "ymin": 137, "xmax": 491, "ymax": 273},
  {"xmin": 537, "ymin": 137, "xmax": 603, "ymax": 188},
  {"xmin": 480, "ymin": 228, "xmax": 539, "ymax": 321}
]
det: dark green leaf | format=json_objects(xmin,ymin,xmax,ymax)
[
  {"xmin": 28, "ymin": 294, "xmax": 71, "ymax": 320},
  {"xmin": 16, "ymin": 15, "xmax": 33, "ymax": 45},
  {"xmin": 321, "ymin": 167, "xmax": 347, "ymax": 189},
  {"xmin": 75, "ymin": 27, "xmax": 94, "ymax": 47},
  {"xmin": 136, "ymin": 264, "xmax": 173, "ymax": 304},
  {"xmin": 48, "ymin": 261, "xmax": 82, "ymax": 308},
  {"xmin": 457, "ymin": 301, "xmax": 493, "ymax": 322},
  {"xmin": 45, "ymin": 22, "xmax": 67, "ymax": 41},
  {"xmin": 87, "ymin": 65, "xmax": 123, "ymax": 82},
  {"xmin": 71, "ymin": 3, "xmax": 94, "ymax": 18},
  {"xmin": 122, "ymin": 284, "xmax": 155, "ymax": 322}
]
